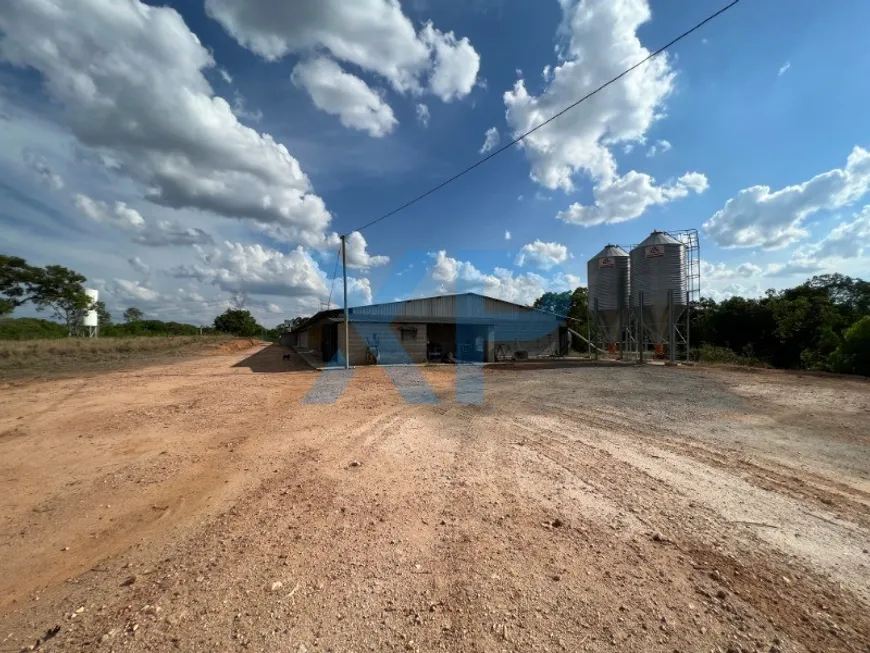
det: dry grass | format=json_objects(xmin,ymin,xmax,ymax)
[{"xmin": 0, "ymin": 335, "xmax": 236, "ymax": 379}]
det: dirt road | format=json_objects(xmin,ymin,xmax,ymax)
[{"xmin": 1, "ymin": 345, "xmax": 869, "ymax": 652}]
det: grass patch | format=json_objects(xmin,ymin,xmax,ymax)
[
  {"xmin": 0, "ymin": 335, "xmax": 234, "ymax": 380},
  {"xmin": 694, "ymin": 344, "xmax": 769, "ymax": 368}
]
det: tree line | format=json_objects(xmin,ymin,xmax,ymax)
[
  {"xmin": 5, "ymin": 252, "xmax": 868, "ymax": 374},
  {"xmin": 532, "ymin": 274, "xmax": 870, "ymax": 376},
  {"xmin": 0, "ymin": 254, "xmax": 281, "ymax": 340},
  {"xmin": 690, "ymin": 274, "xmax": 869, "ymax": 376}
]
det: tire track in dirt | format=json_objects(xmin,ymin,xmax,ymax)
[
  {"xmin": 486, "ymin": 403, "xmax": 870, "ymax": 653},
  {"xmin": 521, "ymin": 397, "xmax": 870, "ymax": 531},
  {"xmin": 576, "ymin": 399, "xmax": 870, "ymax": 506},
  {"xmin": 430, "ymin": 410, "xmax": 779, "ymax": 652},
  {"xmin": 423, "ymin": 404, "xmax": 585, "ymax": 652},
  {"xmin": 4, "ymin": 355, "xmax": 870, "ymax": 653},
  {"xmin": 508, "ymin": 405, "xmax": 870, "ymax": 595}
]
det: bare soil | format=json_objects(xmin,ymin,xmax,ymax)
[{"xmin": 1, "ymin": 345, "xmax": 868, "ymax": 653}]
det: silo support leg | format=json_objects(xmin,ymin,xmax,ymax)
[{"xmin": 668, "ymin": 290, "xmax": 676, "ymax": 365}]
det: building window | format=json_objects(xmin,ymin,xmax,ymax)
[{"xmin": 398, "ymin": 326, "xmax": 418, "ymax": 341}]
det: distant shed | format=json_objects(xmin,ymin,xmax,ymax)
[{"xmin": 281, "ymin": 292, "xmax": 568, "ymax": 366}]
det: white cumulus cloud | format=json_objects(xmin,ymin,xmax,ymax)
[
  {"xmin": 133, "ymin": 220, "xmax": 214, "ymax": 248},
  {"xmin": 429, "ymin": 251, "xmax": 578, "ymax": 306},
  {"xmin": 416, "ymin": 103, "xmax": 430, "ymax": 128},
  {"xmin": 557, "ymin": 171, "xmax": 708, "ymax": 227},
  {"xmin": 703, "ymin": 147, "xmax": 870, "ymax": 249},
  {"xmin": 110, "ymin": 279, "xmax": 163, "ymax": 303},
  {"xmin": 515, "ymin": 240, "xmax": 569, "ymax": 270},
  {"xmin": 700, "ymin": 260, "xmax": 763, "ymax": 281},
  {"xmin": 291, "ymin": 57, "xmax": 397, "ymax": 138},
  {"xmin": 128, "ymin": 257, "xmax": 151, "ymax": 276},
  {"xmin": 504, "ymin": 0, "xmax": 675, "ymax": 192},
  {"xmin": 766, "ymin": 205, "xmax": 870, "ymax": 277},
  {"xmin": 74, "ymin": 193, "xmax": 214, "ymax": 247},
  {"xmin": 704, "ymin": 282, "xmax": 765, "ymax": 302},
  {"xmin": 169, "ymin": 242, "xmax": 330, "ymax": 299},
  {"xmin": 0, "ymin": 0, "xmax": 332, "ymax": 246},
  {"xmin": 164, "ymin": 242, "xmax": 373, "ymax": 308},
  {"xmin": 799, "ymin": 205, "xmax": 870, "ymax": 261},
  {"xmin": 347, "ymin": 277, "xmax": 374, "ymax": 305},
  {"xmin": 22, "ymin": 149, "xmax": 63, "ymax": 190},
  {"xmin": 646, "ymin": 139, "xmax": 672, "ymax": 158},
  {"xmin": 205, "ymin": 0, "xmax": 479, "ymax": 101},
  {"xmin": 420, "ymin": 22, "xmax": 480, "ymax": 102},
  {"xmin": 341, "ymin": 231, "xmax": 391, "ymax": 270},
  {"xmin": 479, "ymin": 127, "xmax": 500, "ymax": 154},
  {"xmin": 74, "ymin": 194, "xmax": 146, "ymax": 230}
]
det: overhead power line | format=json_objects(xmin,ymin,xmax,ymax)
[
  {"xmin": 326, "ymin": 244, "xmax": 342, "ymax": 309},
  {"xmin": 348, "ymin": 0, "xmax": 740, "ymax": 235}
]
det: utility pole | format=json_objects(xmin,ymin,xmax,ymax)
[{"xmin": 340, "ymin": 234, "xmax": 350, "ymax": 370}]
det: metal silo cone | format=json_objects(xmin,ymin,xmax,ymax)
[
  {"xmin": 630, "ymin": 232, "xmax": 687, "ymax": 345},
  {"xmin": 587, "ymin": 245, "xmax": 630, "ymax": 345}
]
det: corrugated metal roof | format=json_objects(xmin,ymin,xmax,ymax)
[
  {"xmin": 289, "ymin": 292, "xmax": 564, "ymax": 332},
  {"xmin": 638, "ymin": 231, "xmax": 682, "ymax": 247},
  {"xmin": 591, "ymin": 245, "xmax": 629, "ymax": 259}
]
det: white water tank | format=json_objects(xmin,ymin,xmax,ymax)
[{"xmin": 83, "ymin": 288, "xmax": 99, "ymax": 327}]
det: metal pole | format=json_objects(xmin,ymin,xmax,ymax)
[
  {"xmin": 620, "ymin": 309, "xmax": 626, "ymax": 361},
  {"xmin": 668, "ymin": 289, "xmax": 676, "ymax": 364},
  {"xmin": 638, "ymin": 292, "xmax": 644, "ymax": 364},
  {"xmin": 586, "ymin": 320, "xmax": 591, "ymax": 356},
  {"xmin": 685, "ymin": 290, "xmax": 691, "ymax": 363},
  {"xmin": 593, "ymin": 298, "xmax": 599, "ymax": 361},
  {"xmin": 341, "ymin": 234, "xmax": 350, "ymax": 370}
]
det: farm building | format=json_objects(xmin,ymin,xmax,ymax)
[{"xmin": 281, "ymin": 292, "xmax": 568, "ymax": 366}]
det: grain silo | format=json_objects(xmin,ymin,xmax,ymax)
[
  {"xmin": 587, "ymin": 245, "xmax": 629, "ymax": 347},
  {"xmin": 630, "ymin": 231, "xmax": 687, "ymax": 351}
]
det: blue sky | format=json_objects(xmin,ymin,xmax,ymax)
[{"xmin": 2, "ymin": 0, "xmax": 869, "ymax": 326}]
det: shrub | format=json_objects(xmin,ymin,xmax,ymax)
[
  {"xmin": 0, "ymin": 317, "xmax": 67, "ymax": 340},
  {"xmin": 695, "ymin": 344, "xmax": 767, "ymax": 367},
  {"xmin": 827, "ymin": 316, "xmax": 870, "ymax": 376}
]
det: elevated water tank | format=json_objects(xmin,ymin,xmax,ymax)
[
  {"xmin": 587, "ymin": 245, "xmax": 629, "ymax": 344},
  {"xmin": 630, "ymin": 232, "xmax": 686, "ymax": 344},
  {"xmin": 83, "ymin": 288, "xmax": 99, "ymax": 327}
]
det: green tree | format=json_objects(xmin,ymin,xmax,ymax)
[
  {"xmin": 805, "ymin": 274, "xmax": 870, "ymax": 323},
  {"xmin": 214, "ymin": 308, "xmax": 260, "ymax": 337},
  {"xmin": 700, "ymin": 295, "xmax": 778, "ymax": 361},
  {"xmin": 534, "ymin": 288, "xmax": 591, "ymax": 351},
  {"xmin": 770, "ymin": 285, "xmax": 843, "ymax": 369},
  {"xmin": 66, "ymin": 299, "xmax": 110, "ymax": 335},
  {"xmin": 827, "ymin": 316, "xmax": 870, "ymax": 376},
  {"xmin": 123, "ymin": 307, "xmax": 144, "ymax": 323},
  {"xmin": 688, "ymin": 297, "xmax": 719, "ymax": 346},
  {"xmin": 533, "ymin": 291, "xmax": 572, "ymax": 316},
  {"xmin": 31, "ymin": 265, "xmax": 90, "ymax": 336},
  {"xmin": 96, "ymin": 300, "xmax": 112, "ymax": 326},
  {"xmin": 0, "ymin": 255, "xmax": 40, "ymax": 316},
  {"xmin": 567, "ymin": 287, "xmax": 591, "ymax": 350}
]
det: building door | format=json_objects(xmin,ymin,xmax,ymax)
[
  {"xmin": 456, "ymin": 324, "xmax": 487, "ymax": 362},
  {"xmin": 321, "ymin": 323, "xmax": 338, "ymax": 363}
]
